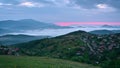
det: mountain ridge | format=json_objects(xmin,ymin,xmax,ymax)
[
  {"xmin": 90, "ymin": 30, "xmax": 120, "ymax": 35},
  {"xmin": 0, "ymin": 34, "xmax": 50, "ymax": 45},
  {"xmin": 0, "ymin": 19, "xmax": 71, "ymax": 35}
]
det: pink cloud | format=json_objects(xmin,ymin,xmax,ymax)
[{"xmin": 56, "ymin": 22, "xmax": 120, "ymax": 26}]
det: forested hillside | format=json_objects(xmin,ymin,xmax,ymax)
[{"xmin": 12, "ymin": 30, "xmax": 120, "ymax": 68}]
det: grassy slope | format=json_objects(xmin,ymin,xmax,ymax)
[{"xmin": 0, "ymin": 55, "xmax": 100, "ymax": 68}]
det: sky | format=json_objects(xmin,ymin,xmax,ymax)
[{"xmin": 0, "ymin": 0, "xmax": 120, "ymax": 26}]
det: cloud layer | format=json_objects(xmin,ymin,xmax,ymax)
[
  {"xmin": 71, "ymin": 0, "xmax": 120, "ymax": 9},
  {"xmin": 18, "ymin": 1, "xmax": 44, "ymax": 7},
  {"xmin": 0, "ymin": 0, "xmax": 119, "ymax": 9},
  {"xmin": 0, "ymin": 0, "xmax": 120, "ymax": 24}
]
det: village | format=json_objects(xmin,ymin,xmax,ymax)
[{"xmin": 0, "ymin": 45, "xmax": 19, "ymax": 56}]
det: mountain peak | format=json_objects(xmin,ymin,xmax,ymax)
[
  {"xmin": 101, "ymin": 25, "xmax": 113, "ymax": 28},
  {"xmin": 18, "ymin": 19, "xmax": 39, "ymax": 22},
  {"xmin": 19, "ymin": 19, "xmax": 35, "ymax": 21},
  {"xmin": 67, "ymin": 30, "xmax": 87, "ymax": 35},
  {"xmin": 101, "ymin": 25, "xmax": 120, "ymax": 28}
]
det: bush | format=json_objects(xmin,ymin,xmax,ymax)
[{"xmin": 101, "ymin": 59, "xmax": 120, "ymax": 68}]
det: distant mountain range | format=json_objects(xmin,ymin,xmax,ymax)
[
  {"xmin": 90, "ymin": 30, "xmax": 120, "ymax": 35},
  {"xmin": 101, "ymin": 25, "xmax": 120, "ymax": 28},
  {"xmin": 0, "ymin": 19, "xmax": 71, "ymax": 35},
  {"xmin": 0, "ymin": 28, "xmax": 13, "ymax": 35},
  {"xmin": 0, "ymin": 34, "xmax": 50, "ymax": 45},
  {"xmin": 69, "ymin": 25, "xmax": 120, "ymax": 28}
]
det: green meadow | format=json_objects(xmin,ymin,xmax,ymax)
[{"xmin": 0, "ymin": 55, "xmax": 100, "ymax": 68}]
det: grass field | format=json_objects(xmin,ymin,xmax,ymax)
[{"xmin": 0, "ymin": 55, "xmax": 100, "ymax": 68}]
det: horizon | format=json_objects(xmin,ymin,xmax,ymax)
[
  {"xmin": 0, "ymin": 19, "xmax": 120, "ymax": 26},
  {"xmin": 56, "ymin": 22, "xmax": 120, "ymax": 26}
]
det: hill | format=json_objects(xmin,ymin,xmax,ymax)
[
  {"xmin": 90, "ymin": 30, "xmax": 114, "ymax": 35},
  {"xmin": 90, "ymin": 30, "xmax": 120, "ymax": 35},
  {"xmin": 0, "ymin": 55, "xmax": 100, "ymax": 68},
  {"xmin": 112, "ymin": 30, "xmax": 120, "ymax": 33},
  {"xmin": 0, "ymin": 34, "xmax": 50, "ymax": 45},
  {"xmin": 13, "ymin": 30, "xmax": 120, "ymax": 67}
]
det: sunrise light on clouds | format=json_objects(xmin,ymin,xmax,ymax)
[{"xmin": 56, "ymin": 22, "xmax": 120, "ymax": 26}]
